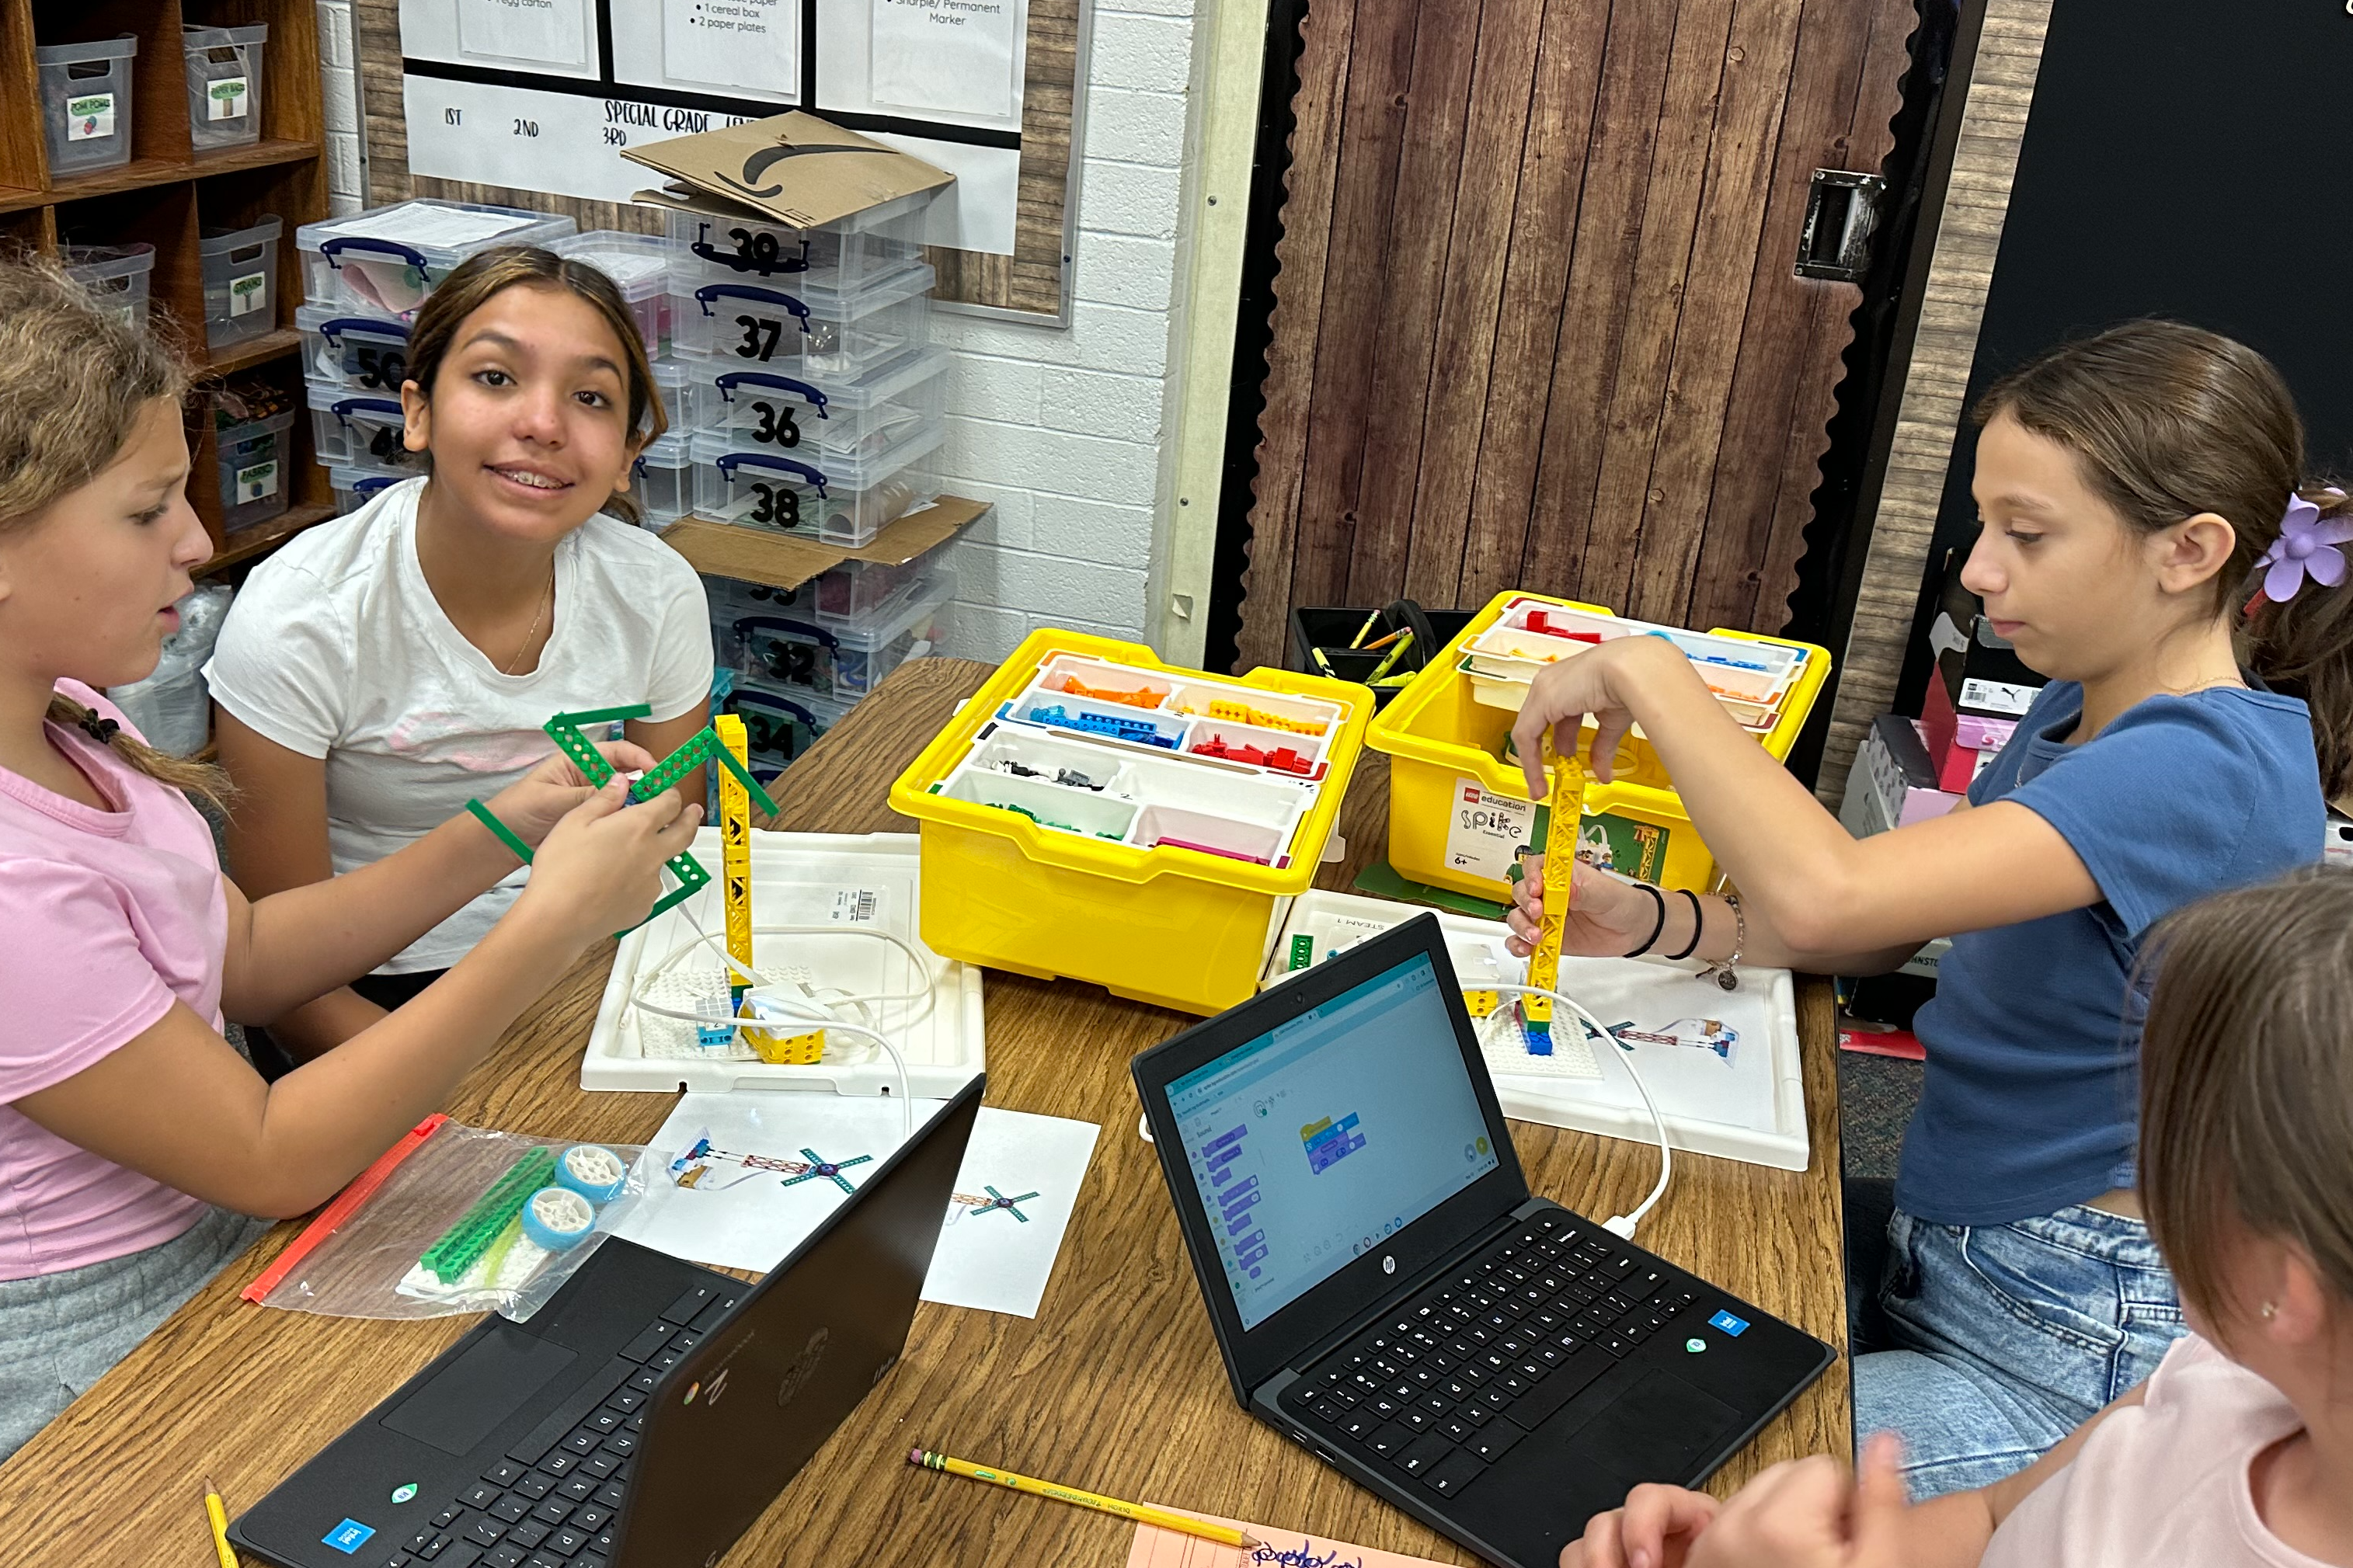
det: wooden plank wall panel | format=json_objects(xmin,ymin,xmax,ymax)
[
  {"xmin": 1814, "ymin": 0, "xmax": 2050, "ymax": 804},
  {"xmin": 1237, "ymin": 0, "xmax": 1918, "ymax": 674},
  {"xmin": 354, "ymin": 0, "xmax": 1079, "ymax": 316},
  {"xmin": 1691, "ymin": 0, "xmax": 1918, "ymax": 634}
]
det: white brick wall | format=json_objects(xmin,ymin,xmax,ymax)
[
  {"xmin": 315, "ymin": 0, "xmax": 366, "ymax": 216},
  {"xmin": 309, "ymin": 0, "xmax": 1206, "ymax": 661}
]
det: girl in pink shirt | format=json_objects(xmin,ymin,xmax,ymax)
[
  {"xmin": 0, "ymin": 259, "xmax": 702, "ymax": 1461},
  {"xmin": 1561, "ymin": 866, "xmax": 2353, "ymax": 1568}
]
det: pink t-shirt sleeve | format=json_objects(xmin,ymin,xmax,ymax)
[{"xmin": 0, "ymin": 857, "xmax": 182, "ymax": 1101}]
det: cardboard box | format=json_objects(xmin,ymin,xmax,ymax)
[
  {"xmin": 1840, "ymin": 711, "xmax": 1965, "ymax": 837},
  {"xmin": 624, "ymin": 111, "xmax": 953, "ymax": 232},
  {"xmin": 660, "ymin": 495, "xmax": 987, "ymax": 593}
]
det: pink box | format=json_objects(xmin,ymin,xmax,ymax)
[{"xmin": 1954, "ymin": 714, "xmax": 2017, "ymax": 753}]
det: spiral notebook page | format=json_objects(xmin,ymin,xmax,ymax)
[{"xmin": 1126, "ymin": 1508, "xmax": 1453, "ymax": 1568}]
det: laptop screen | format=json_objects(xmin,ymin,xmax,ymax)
[{"xmin": 1166, "ymin": 951, "xmax": 1502, "ymax": 1330}]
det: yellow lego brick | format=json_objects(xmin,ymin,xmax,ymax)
[
  {"xmin": 715, "ymin": 715, "xmax": 755, "ymax": 996},
  {"xmin": 745, "ymin": 1024, "xmax": 826, "ymax": 1065},
  {"xmin": 1523, "ymin": 759, "xmax": 1588, "ymax": 1027}
]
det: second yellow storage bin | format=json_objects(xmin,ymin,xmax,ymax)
[{"xmin": 1366, "ymin": 591, "xmax": 1830, "ymax": 902}]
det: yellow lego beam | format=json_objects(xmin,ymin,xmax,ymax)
[
  {"xmin": 1521, "ymin": 757, "xmax": 1588, "ymax": 1052},
  {"xmin": 715, "ymin": 714, "xmax": 823, "ymax": 1065}
]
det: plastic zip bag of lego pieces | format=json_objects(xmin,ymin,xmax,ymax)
[{"xmin": 242, "ymin": 1115, "xmax": 653, "ymax": 1322}]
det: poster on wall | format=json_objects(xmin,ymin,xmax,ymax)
[{"xmin": 395, "ymin": 0, "xmax": 1026, "ymax": 254}]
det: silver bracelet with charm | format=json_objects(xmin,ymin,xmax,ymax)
[{"xmin": 1699, "ymin": 891, "xmax": 1745, "ymax": 991}]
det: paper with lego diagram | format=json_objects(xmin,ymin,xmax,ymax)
[
  {"xmin": 923, "ymin": 1106, "xmax": 1098, "ymax": 1318},
  {"xmin": 610, "ymin": 1094, "xmax": 1098, "ymax": 1315},
  {"xmin": 1126, "ymin": 1508, "xmax": 1453, "ymax": 1568}
]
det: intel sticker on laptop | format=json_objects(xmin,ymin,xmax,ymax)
[
  {"xmin": 322, "ymin": 1518, "xmax": 375, "ymax": 1554},
  {"xmin": 1707, "ymin": 1309, "xmax": 1750, "ymax": 1337}
]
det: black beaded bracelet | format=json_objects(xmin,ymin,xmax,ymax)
[
  {"xmin": 1622, "ymin": 882, "xmax": 1669, "ymax": 958},
  {"xmin": 1664, "ymin": 888, "xmax": 1706, "ymax": 962}
]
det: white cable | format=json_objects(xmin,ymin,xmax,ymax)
[
  {"xmin": 624, "ymin": 900, "xmax": 924, "ymax": 1138},
  {"xmin": 1476, "ymin": 982, "xmax": 1673, "ymax": 1240}
]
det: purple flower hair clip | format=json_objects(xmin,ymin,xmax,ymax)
[{"xmin": 2249, "ymin": 491, "xmax": 2353, "ymax": 610}]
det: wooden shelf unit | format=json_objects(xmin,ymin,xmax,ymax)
[{"xmin": 6, "ymin": 0, "xmax": 335, "ymax": 567}]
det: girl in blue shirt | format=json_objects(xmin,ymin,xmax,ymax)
[{"xmin": 1505, "ymin": 320, "xmax": 2342, "ymax": 1497}]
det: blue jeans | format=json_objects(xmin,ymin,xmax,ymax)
[{"xmin": 1853, "ymin": 1203, "xmax": 2184, "ymax": 1499}]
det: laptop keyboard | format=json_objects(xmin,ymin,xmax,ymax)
[
  {"xmin": 364, "ymin": 1281, "xmax": 744, "ymax": 1568},
  {"xmin": 1281, "ymin": 1213, "xmax": 1699, "ymax": 1499}
]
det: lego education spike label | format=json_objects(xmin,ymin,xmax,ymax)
[{"xmin": 1443, "ymin": 779, "xmax": 1533, "ymax": 883}]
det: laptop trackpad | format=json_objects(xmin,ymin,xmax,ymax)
[
  {"xmin": 1565, "ymin": 1369, "xmax": 1742, "ymax": 1491},
  {"xmin": 381, "ymin": 1328, "xmax": 576, "ymax": 1456},
  {"xmin": 1486, "ymin": 1368, "xmax": 1743, "ymax": 1556}
]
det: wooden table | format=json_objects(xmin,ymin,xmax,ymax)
[{"xmin": 0, "ymin": 657, "xmax": 1847, "ymax": 1565}]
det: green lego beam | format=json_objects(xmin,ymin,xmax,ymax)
[{"xmin": 465, "ymin": 709, "xmax": 781, "ymax": 934}]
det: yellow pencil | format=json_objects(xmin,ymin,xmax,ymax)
[
  {"xmin": 204, "ymin": 1478, "xmax": 239, "ymax": 1568},
  {"xmin": 910, "ymin": 1448, "xmax": 1264, "ymax": 1550}
]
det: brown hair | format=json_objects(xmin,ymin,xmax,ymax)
[
  {"xmin": 2139, "ymin": 867, "xmax": 2353, "ymax": 1325},
  {"xmin": 1975, "ymin": 320, "xmax": 2353, "ymax": 795},
  {"xmin": 0, "ymin": 255, "xmax": 232, "ymax": 808},
  {"xmin": 401, "ymin": 246, "xmax": 668, "ymax": 523}
]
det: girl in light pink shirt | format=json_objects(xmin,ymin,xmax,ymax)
[
  {"xmin": 1561, "ymin": 865, "xmax": 2353, "ymax": 1568},
  {"xmin": 0, "ymin": 258, "xmax": 702, "ymax": 1462}
]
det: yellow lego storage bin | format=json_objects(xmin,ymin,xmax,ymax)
[
  {"xmin": 1366, "ymin": 591, "xmax": 1830, "ymax": 902},
  {"xmin": 889, "ymin": 630, "xmax": 1373, "ymax": 1015}
]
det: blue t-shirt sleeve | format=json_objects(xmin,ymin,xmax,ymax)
[{"xmin": 2002, "ymin": 694, "xmax": 2320, "ymax": 937}]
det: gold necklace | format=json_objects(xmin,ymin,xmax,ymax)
[{"xmin": 502, "ymin": 565, "xmax": 555, "ymax": 676}]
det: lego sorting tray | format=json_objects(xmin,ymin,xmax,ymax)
[
  {"xmin": 997, "ymin": 652, "xmax": 1347, "ymax": 782},
  {"xmin": 583, "ymin": 829, "xmax": 983, "ymax": 1099},
  {"xmin": 889, "ymin": 629, "xmax": 1373, "ymax": 1015}
]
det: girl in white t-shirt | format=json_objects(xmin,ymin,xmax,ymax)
[
  {"xmin": 1559, "ymin": 866, "xmax": 2353, "ymax": 1568},
  {"xmin": 208, "ymin": 248, "xmax": 714, "ymax": 1057}
]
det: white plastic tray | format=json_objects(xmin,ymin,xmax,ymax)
[
  {"xmin": 583, "ymin": 829, "xmax": 983, "ymax": 1099},
  {"xmin": 1262, "ymin": 891, "xmax": 1810, "ymax": 1172}
]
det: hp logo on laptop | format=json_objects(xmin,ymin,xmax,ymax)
[{"xmin": 1382, "ymin": 1256, "xmax": 1396, "ymax": 1275}]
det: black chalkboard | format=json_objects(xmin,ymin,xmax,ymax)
[{"xmin": 1898, "ymin": 0, "xmax": 2353, "ymax": 709}]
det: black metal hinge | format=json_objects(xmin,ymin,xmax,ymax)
[{"xmin": 1794, "ymin": 169, "xmax": 1888, "ymax": 283}]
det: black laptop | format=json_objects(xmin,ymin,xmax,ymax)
[
  {"xmin": 1131, "ymin": 916, "xmax": 1831, "ymax": 1568},
  {"xmin": 232, "ymin": 1076, "xmax": 983, "ymax": 1568}
]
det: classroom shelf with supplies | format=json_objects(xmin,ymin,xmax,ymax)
[{"xmin": 2, "ymin": 0, "xmax": 336, "ymax": 572}]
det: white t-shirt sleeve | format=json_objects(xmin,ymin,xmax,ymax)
[
  {"xmin": 643, "ymin": 555, "xmax": 715, "ymax": 723},
  {"xmin": 201, "ymin": 559, "xmax": 351, "ymax": 760}
]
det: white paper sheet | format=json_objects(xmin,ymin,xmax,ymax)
[
  {"xmin": 605, "ymin": 1092, "xmax": 942, "ymax": 1274},
  {"xmin": 663, "ymin": 0, "xmax": 802, "ymax": 96},
  {"xmin": 922, "ymin": 1107, "xmax": 1099, "ymax": 1318},
  {"xmin": 870, "ymin": 0, "xmax": 1018, "ymax": 119},
  {"xmin": 325, "ymin": 201, "xmax": 541, "ymax": 249},
  {"xmin": 457, "ymin": 0, "xmax": 590, "ymax": 64},
  {"xmin": 607, "ymin": 1096, "xmax": 1098, "ymax": 1317}
]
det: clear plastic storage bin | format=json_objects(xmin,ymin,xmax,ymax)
[
  {"xmin": 37, "ymin": 37, "xmax": 137, "ymax": 176},
  {"xmin": 663, "ymin": 195, "xmax": 928, "ymax": 299},
  {"xmin": 724, "ymin": 680, "xmax": 855, "ymax": 772},
  {"xmin": 631, "ymin": 430, "xmax": 693, "ymax": 528},
  {"xmin": 298, "ymin": 200, "xmax": 576, "ymax": 320},
  {"xmin": 184, "ymin": 23, "xmax": 266, "ymax": 151},
  {"xmin": 298, "ymin": 304, "xmax": 410, "ymax": 395},
  {"xmin": 680, "ymin": 344, "xmax": 947, "ymax": 466},
  {"xmin": 729, "ymin": 575, "xmax": 949, "ymax": 700},
  {"xmin": 813, "ymin": 556, "xmax": 924, "ymax": 622},
  {"xmin": 688, "ymin": 419, "xmax": 940, "ymax": 547},
  {"xmin": 200, "ymin": 217, "xmax": 282, "ymax": 348},
  {"xmin": 64, "ymin": 243, "xmax": 155, "ymax": 330},
  {"xmin": 216, "ymin": 409, "xmax": 296, "ymax": 533},
  {"xmin": 673, "ymin": 263, "xmax": 932, "ymax": 382},
  {"xmin": 550, "ymin": 231, "xmax": 679, "ymax": 355},
  {"xmin": 308, "ymin": 381, "xmax": 419, "ymax": 473},
  {"xmin": 330, "ymin": 465, "xmax": 405, "ymax": 515}
]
